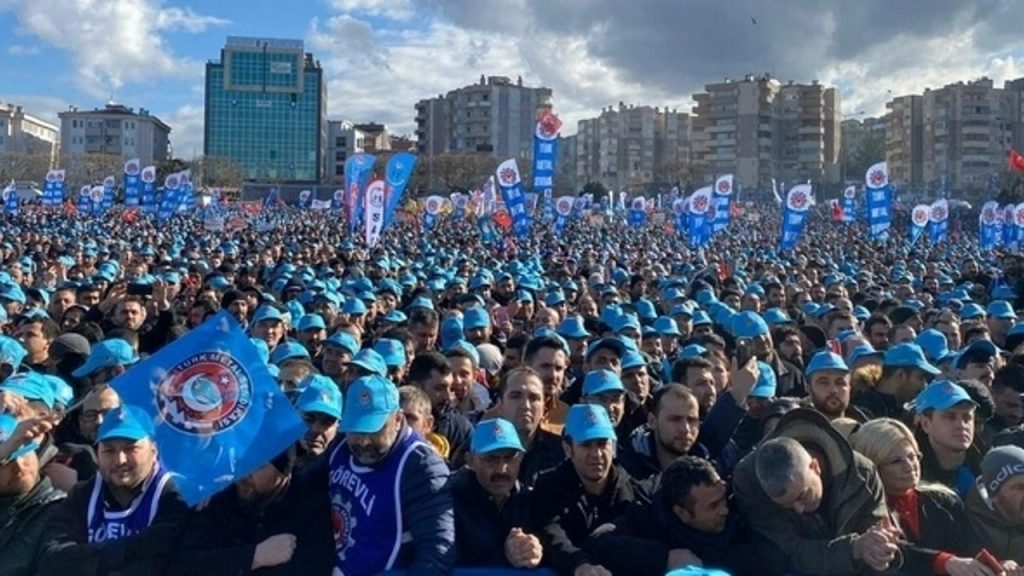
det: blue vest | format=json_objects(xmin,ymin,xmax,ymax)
[
  {"xmin": 87, "ymin": 464, "xmax": 172, "ymax": 544},
  {"xmin": 328, "ymin": 427, "xmax": 425, "ymax": 576}
]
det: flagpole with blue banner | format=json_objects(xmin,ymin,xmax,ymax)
[
  {"xmin": 865, "ymin": 161, "xmax": 892, "ymax": 240},
  {"xmin": 2, "ymin": 181, "xmax": 17, "ymax": 215},
  {"xmin": 532, "ymin": 111, "xmax": 562, "ymax": 216},
  {"xmin": 910, "ymin": 204, "xmax": 929, "ymax": 246},
  {"xmin": 42, "ymin": 171, "xmax": 55, "ymax": 208},
  {"xmin": 712, "ymin": 174, "xmax": 733, "ymax": 233},
  {"xmin": 101, "ymin": 176, "xmax": 115, "ymax": 212},
  {"xmin": 383, "ymin": 152, "xmax": 416, "ymax": 229},
  {"xmin": 980, "ymin": 201, "xmax": 999, "ymax": 250},
  {"xmin": 928, "ymin": 199, "xmax": 949, "ymax": 244},
  {"xmin": 344, "ymin": 154, "xmax": 376, "ymax": 235},
  {"xmin": 124, "ymin": 159, "xmax": 141, "ymax": 207},
  {"xmin": 158, "ymin": 172, "xmax": 181, "ymax": 222},
  {"xmin": 780, "ymin": 184, "xmax": 812, "ymax": 251},
  {"xmin": 496, "ymin": 158, "xmax": 531, "ymax": 238},
  {"xmin": 141, "ymin": 166, "xmax": 157, "ymax": 214},
  {"xmin": 688, "ymin": 186, "xmax": 713, "ymax": 248},
  {"xmin": 842, "ymin": 185, "xmax": 856, "ymax": 223}
]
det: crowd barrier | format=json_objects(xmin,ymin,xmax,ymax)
[{"xmin": 383, "ymin": 570, "xmax": 557, "ymax": 576}]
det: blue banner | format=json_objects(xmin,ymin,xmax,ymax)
[
  {"xmin": 532, "ymin": 112, "xmax": 561, "ymax": 197},
  {"xmin": 842, "ymin": 186, "xmax": 856, "ymax": 222},
  {"xmin": 78, "ymin": 185, "xmax": 91, "ymax": 214},
  {"xmin": 780, "ymin": 184, "xmax": 812, "ymax": 251},
  {"xmin": 688, "ymin": 187, "xmax": 713, "ymax": 248},
  {"xmin": 672, "ymin": 198, "xmax": 688, "ymax": 237},
  {"xmin": 345, "ymin": 154, "xmax": 376, "ymax": 234},
  {"xmin": 712, "ymin": 174, "xmax": 733, "ymax": 233},
  {"xmin": 2, "ymin": 182, "xmax": 17, "ymax": 215},
  {"xmin": 298, "ymin": 189, "xmax": 312, "ymax": 209},
  {"xmin": 124, "ymin": 160, "xmax": 141, "ymax": 207},
  {"xmin": 42, "ymin": 170, "xmax": 59, "ymax": 207},
  {"xmin": 928, "ymin": 199, "xmax": 949, "ymax": 244},
  {"xmin": 109, "ymin": 311, "xmax": 305, "ymax": 506},
  {"xmin": 910, "ymin": 205, "xmax": 929, "ymax": 246},
  {"xmin": 158, "ymin": 172, "xmax": 181, "ymax": 222},
  {"xmin": 451, "ymin": 193, "xmax": 468, "ymax": 220},
  {"xmin": 423, "ymin": 195, "xmax": 443, "ymax": 230},
  {"xmin": 181, "ymin": 181, "xmax": 196, "ymax": 213},
  {"xmin": 52, "ymin": 170, "xmax": 65, "ymax": 207},
  {"xmin": 496, "ymin": 158, "xmax": 530, "ymax": 238},
  {"xmin": 865, "ymin": 162, "xmax": 892, "ymax": 240},
  {"xmin": 101, "ymin": 176, "xmax": 115, "ymax": 212},
  {"xmin": 478, "ymin": 214, "xmax": 497, "ymax": 243},
  {"xmin": 980, "ymin": 201, "xmax": 999, "ymax": 250},
  {"xmin": 628, "ymin": 197, "xmax": 647, "ymax": 229},
  {"xmin": 384, "ymin": 152, "xmax": 416, "ymax": 229},
  {"xmin": 1002, "ymin": 204, "xmax": 1015, "ymax": 248},
  {"xmin": 141, "ymin": 166, "xmax": 157, "ymax": 214},
  {"xmin": 553, "ymin": 195, "xmax": 574, "ymax": 234}
]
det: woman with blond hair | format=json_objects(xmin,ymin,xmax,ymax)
[{"xmin": 850, "ymin": 418, "xmax": 985, "ymax": 575}]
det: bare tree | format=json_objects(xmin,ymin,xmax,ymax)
[
  {"xmin": 60, "ymin": 153, "xmax": 124, "ymax": 185},
  {"xmin": 0, "ymin": 152, "xmax": 52, "ymax": 184},
  {"xmin": 195, "ymin": 155, "xmax": 245, "ymax": 190}
]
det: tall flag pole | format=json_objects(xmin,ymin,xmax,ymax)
[
  {"xmin": 780, "ymin": 184, "xmax": 812, "ymax": 251},
  {"xmin": 124, "ymin": 159, "xmax": 141, "ymax": 207},
  {"xmin": 865, "ymin": 161, "xmax": 892, "ymax": 240},
  {"xmin": 532, "ymin": 110, "xmax": 562, "ymax": 219}
]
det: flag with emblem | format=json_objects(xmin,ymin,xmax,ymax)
[
  {"xmin": 109, "ymin": 310, "xmax": 305, "ymax": 506},
  {"xmin": 865, "ymin": 161, "xmax": 892, "ymax": 240},
  {"xmin": 2, "ymin": 181, "xmax": 17, "ymax": 215},
  {"xmin": 712, "ymin": 174, "xmax": 733, "ymax": 233},
  {"xmin": 780, "ymin": 184, "xmax": 812, "ymax": 251},
  {"xmin": 383, "ymin": 152, "xmax": 416, "ymax": 229},
  {"xmin": 929, "ymin": 199, "xmax": 949, "ymax": 245}
]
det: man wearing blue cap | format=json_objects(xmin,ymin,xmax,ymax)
[
  {"xmin": 319, "ymin": 330, "xmax": 360, "ymax": 387},
  {"xmin": 582, "ymin": 369, "xmax": 628, "ymax": 439},
  {"xmin": 955, "ymin": 339, "xmax": 1001, "ymax": 388},
  {"xmin": 295, "ymin": 314, "xmax": 327, "ymax": 359},
  {"xmin": 323, "ymin": 375, "xmax": 454, "ymax": 575},
  {"xmin": 987, "ymin": 300, "xmax": 1017, "ymax": 349},
  {"xmin": 732, "ymin": 311, "xmax": 806, "ymax": 397},
  {"xmin": 295, "ymin": 375, "xmax": 343, "ymax": 463},
  {"xmin": 911, "ymin": 381, "xmax": 980, "ymax": 498},
  {"xmin": 250, "ymin": 305, "xmax": 286, "ymax": 350},
  {"xmin": 70, "ymin": 338, "xmax": 140, "ymax": 388},
  {"xmin": 804, "ymin": 351, "xmax": 858, "ymax": 422},
  {"xmin": 451, "ymin": 418, "xmax": 542, "ymax": 569},
  {"xmin": 42, "ymin": 405, "xmax": 188, "ymax": 573},
  {"xmin": 532, "ymin": 404, "xmax": 648, "ymax": 576},
  {"xmin": 0, "ymin": 412, "xmax": 65, "ymax": 575},
  {"xmin": 176, "ymin": 445, "xmax": 334, "ymax": 574},
  {"xmin": 408, "ymin": 308, "xmax": 440, "ymax": 354},
  {"xmin": 853, "ymin": 343, "xmax": 940, "ymax": 420}
]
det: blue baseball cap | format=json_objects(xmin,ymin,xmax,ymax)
[
  {"xmin": 762, "ymin": 308, "xmax": 794, "ymax": 326},
  {"xmin": 915, "ymin": 329, "xmax": 949, "ymax": 363},
  {"xmin": 373, "ymin": 338, "xmax": 407, "ymax": 368},
  {"xmin": 545, "ymin": 291, "xmax": 567, "ymax": 307},
  {"xmin": 0, "ymin": 283, "xmax": 26, "ymax": 305},
  {"xmin": 297, "ymin": 314, "xmax": 326, "ymax": 332},
  {"xmin": 692, "ymin": 310, "xmax": 713, "ymax": 327},
  {"xmin": 883, "ymin": 343, "xmax": 942, "ymax": 375},
  {"xmin": 585, "ymin": 337, "xmax": 627, "ymax": 360},
  {"xmin": 407, "ymin": 296, "xmax": 434, "ymax": 311},
  {"xmin": 324, "ymin": 331, "xmax": 360, "ymax": 356},
  {"xmin": 634, "ymin": 299, "xmax": 657, "ymax": 321},
  {"xmin": 296, "ymin": 375, "xmax": 343, "ymax": 420},
  {"xmin": 852, "ymin": 305, "xmax": 871, "ymax": 321},
  {"xmin": 908, "ymin": 380, "xmax": 977, "ymax": 413},
  {"xmin": 988, "ymin": 300, "xmax": 1018, "ymax": 320},
  {"xmin": 679, "ymin": 343, "xmax": 708, "ymax": 359},
  {"xmin": 961, "ymin": 303, "xmax": 986, "ymax": 321},
  {"xmin": 470, "ymin": 418, "xmax": 524, "ymax": 454},
  {"xmin": 0, "ymin": 335, "xmax": 26, "ymax": 369},
  {"xmin": 583, "ymin": 369, "xmax": 625, "ymax": 396},
  {"xmin": 0, "ymin": 413, "xmax": 39, "ymax": 460},
  {"xmin": 463, "ymin": 307, "xmax": 491, "ymax": 331},
  {"xmin": 72, "ymin": 338, "xmax": 139, "ymax": 378},
  {"xmin": 341, "ymin": 375, "xmax": 399, "ymax": 434},
  {"xmin": 732, "ymin": 311, "xmax": 770, "ymax": 339},
  {"xmin": 614, "ymin": 314, "xmax": 642, "ymax": 335},
  {"xmin": 653, "ymin": 316, "xmax": 682, "ymax": 336},
  {"xmin": 97, "ymin": 405, "xmax": 154, "ymax": 442},
  {"xmin": 0, "ymin": 372, "xmax": 56, "ymax": 409},
  {"xmin": 270, "ymin": 341, "xmax": 310, "ymax": 365},
  {"xmin": 622, "ymin": 351, "xmax": 647, "ymax": 371},
  {"xmin": 805, "ymin": 350, "xmax": 850, "ymax": 377},
  {"xmin": 750, "ymin": 361, "xmax": 777, "ymax": 398},
  {"xmin": 383, "ymin": 310, "xmax": 408, "ymax": 324},
  {"xmin": 343, "ymin": 298, "xmax": 367, "ymax": 316},
  {"xmin": 44, "ymin": 374, "xmax": 74, "ymax": 407},
  {"xmin": 252, "ymin": 305, "xmax": 284, "ymax": 324},
  {"xmin": 346, "ymin": 349, "xmax": 388, "ymax": 377},
  {"xmin": 557, "ymin": 316, "xmax": 590, "ymax": 340},
  {"xmin": 564, "ymin": 404, "xmax": 617, "ymax": 443},
  {"xmin": 848, "ymin": 344, "xmax": 883, "ymax": 366},
  {"xmin": 956, "ymin": 339, "xmax": 1000, "ymax": 369}
]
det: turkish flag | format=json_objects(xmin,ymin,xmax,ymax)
[
  {"xmin": 1009, "ymin": 150, "xmax": 1024, "ymax": 173},
  {"xmin": 830, "ymin": 199, "xmax": 844, "ymax": 221}
]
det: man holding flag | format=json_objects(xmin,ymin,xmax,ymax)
[{"xmin": 41, "ymin": 405, "xmax": 189, "ymax": 574}]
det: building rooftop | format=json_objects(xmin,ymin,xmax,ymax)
[{"xmin": 58, "ymin": 103, "xmax": 171, "ymax": 132}]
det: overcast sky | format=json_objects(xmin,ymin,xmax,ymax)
[{"xmin": 3, "ymin": 0, "xmax": 1024, "ymax": 157}]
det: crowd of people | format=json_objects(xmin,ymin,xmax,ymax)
[{"xmin": 1, "ymin": 202, "xmax": 1023, "ymax": 575}]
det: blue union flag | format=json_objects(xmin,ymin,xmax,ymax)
[{"xmin": 109, "ymin": 311, "xmax": 305, "ymax": 505}]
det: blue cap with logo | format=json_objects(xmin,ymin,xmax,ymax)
[
  {"xmin": 72, "ymin": 338, "xmax": 139, "ymax": 378},
  {"xmin": 564, "ymin": 404, "xmax": 617, "ymax": 443},
  {"xmin": 583, "ymin": 369, "xmax": 625, "ymax": 396},
  {"xmin": 907, "ymin": 380, "xmax": 977, "ymax": 413},
  {"xmin": 470, "ymin": 418, "xmax": 524, "ymax": 454},
  {"xmin": 296, "ymin": 375, "xmax": 343, "ymax": 420},
  {"xmin": 0, "ymin": 335, "xmax": 26, "ymax": 370},
  {"xmin": 557, "ymin": 316, "xmax": 590, "ymax": 340},
  {"xmin": 43, "ymin": 374, "xmax": 74, "ymax": 407},
  {"xmin": 0, "ymin": 413, "xmax": 39, "ymax": 460},
  {"xmin": 732, "ymin": 311, "xmax": 770, "ymax": 339},
  {"xmin": 653, "ymin": 316, "xmax": 682, "ymax": 336},
  {"xmin": 324, "ymin": 331, "xmax": 360, "ymax": 356},
  {"xmin": 847, "ymin": 344, "xmax": 883, "ymax": 366},
  {"xmin": 97, "ymin": 405, "xmax": 154, "ymax": 442},
  {"xmin": 0, "ymin": 372, "xmax": 56, "ymax": 409},
  {"xmin": 883, "ymin": 343, "xmax": 942, "ymax": 375},
  {"xmin": 622, "ymin": 351, "xmax": 647, "ymax": 371},
  {"xmin": 270, "ymin": 341, "xmax": 310, "ymax": 365},
  {"xmin": 252, "ymin": 305, "xmax": 284, "ymax": 324},
  {"xmin": 346, "ymin": 349, "xmax": 388, "ymax": 377},
  {"xmin": 805, "ymin": 350, "xmax": 850, "ymax": 377},
  {"xmin": 297, "ymin": 314, "xmax": 326, "ymax": 332},
  {"xmin": 341, "ymin": 375, "xmax": 399, "ymax": 434},
  {"xmin": 463, "ymin": 307, "xmax": 491, "ymax": 331}
]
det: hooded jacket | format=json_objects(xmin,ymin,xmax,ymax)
[
  {"xmin": 733, "ymin": 408, "xmax": 890, "ymax": 575},
  {"xmin": 966, "ymin": 480, "xmax": 1024, "ymax": 562}
]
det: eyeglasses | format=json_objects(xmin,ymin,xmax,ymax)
[
  {"xmin": 479, "ymin": 451, "xmax": 523, "ymax": 466},
  {"xmin": 81, "ymin": 407, "xmax": 115, "ymax": 423}
]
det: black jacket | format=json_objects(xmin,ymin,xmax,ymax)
[
  {"xmin": 896, "ymin": 487, "xmax": 981, "ymax": 574},
  {"xmin": 434, "ymin": 404, "xmax": 473, "ymax": 466},
  {"xmin": 851, "ymin": 387, "xmax": 904, "ymax": 421},
  {"xmin": 0, "ymin": 476, "xmax": 65, "ymax": 576},
  {"xmin": 170, "ymin": 470, "xmax": 334, "ymax": 575},
  {"xmin": 450, "ymin": 468, "xmax": 533, "ymax": 568},
  {"xmin": 519, "ymin": 429, "xmax": 566, "ymax": 487},
  {"xmin": 770, "ymin": 353, "xmax": 806, "ymax": 398},
  {"xmin": 584, "ymin": 487, "xmax": 773, "ymax": 576},
  {"xmin": 40, "ymin": 473, "xmax": 190, "ymax": 575},
  {"xmin": 531, "ymin": 461, "xmax": 649, "ymax": 574}
]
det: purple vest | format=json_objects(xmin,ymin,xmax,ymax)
[{"xmin": 87, "ymin": 464, "xmax": 172, "ymax": 544}]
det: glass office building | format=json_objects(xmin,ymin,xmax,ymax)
[{"xmin": 204, "ymin": 37, "xmax": 327, "ymax": 183}]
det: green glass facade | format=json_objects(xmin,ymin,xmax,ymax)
[{"xmin": 204, "ymin": 38, "xmax": 326, "ymax": 183}]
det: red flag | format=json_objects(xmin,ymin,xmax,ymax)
[
  {"xmin": 1009, "ymin": 150, "xmax": 1024, "ymax": 173},
  {"xmin": 829, "ymin": 199, "xmax": 844, "ymax": 221}
]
